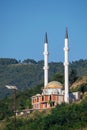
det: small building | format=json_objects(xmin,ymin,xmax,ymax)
[
  {"xmin": 32, "ymin": 81, "xmax": 81, "ymax": 110},
  {"xmin": 69, "ymin": 91, "xmax": 80, "ymax": 102},
  {"xmin": 32, "ymin": 81, "xmax": 64, "ymax": 109}
]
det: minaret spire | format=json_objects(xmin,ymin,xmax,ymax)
[
  {"xmin": 64, "ymin": 27, "xmax": 69, "ymax": 103},
  {"xmin": 65, "ymin": 27, "xmax": 68, "ymax": 39},
  {"xmin": 43, "ymin": 32, "xmax": 49, "ymax": 88},
  {"xmin": 44, "ymin": 32, "xmax": 48, "ymax": 43}
]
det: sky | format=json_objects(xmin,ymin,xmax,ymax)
[{"xmin": 0, "ymin": 0, "xmax": 87, "ymax": 62}]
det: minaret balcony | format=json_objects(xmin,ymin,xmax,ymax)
[
  {"xmin": 64, "ymin": 62, "xmax": 69, "ymax": 66},
  {"xmin": 43, "ymin": 52, "xmax": 49, "ymax": 55},
  {"xmin": 63, "ymin": 48, "xmax": 69, "ymax": 51},
  {"xmin": 43, "ymin": 66, "xmax": 49, "ymax": 70}
]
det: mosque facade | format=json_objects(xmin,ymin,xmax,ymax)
[
  {"xmin": 31, "ymin": 28, "xmax": 80, "ymax": 110},
  {"xmin": 32, "ymin": 81, "xmax": 64, "ymax": 109}
]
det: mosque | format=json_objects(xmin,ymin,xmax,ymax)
[{"xmin": 31, "ymin": 28, "xmax": 80, "ymax": 109}]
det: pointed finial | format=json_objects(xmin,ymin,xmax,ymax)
[
  {"xmin": 44, "ymin": 32, "xmax": 48, "ymax": 43},
  {"xmin": 65, "ymin": 27, "xmax": 68, "ymax": 39}
]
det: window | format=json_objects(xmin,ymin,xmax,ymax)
[
  {"xmin": 45, "ymin": 103, "xmax": 47, "ymax": 108},
  {"xmin": 42, "ymin": 96, "xmax": 44, "ymax": 101},
  {"xmin": 50, "ymin": 95, "xmax": 51, "ymax": 100}
]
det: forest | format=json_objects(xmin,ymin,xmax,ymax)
[
  {"xmin": 0, "ymin": 58, "xmax": 87, "ymax": 129},
  {"xmin": 0, "ymin": 58, "xmax": 87, "ymax": 98}
]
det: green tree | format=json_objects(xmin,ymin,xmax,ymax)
[
  {"xmin": 22, "ymin": 59, "xmax": 37, "ymax": 64},
  {"xmin": 69, "ymin": 69, "xmax": 78, "ymax": 86},
  {"xmin": 52, "ymin": 73, "xmax": 64, "ymax": 84},
  {"xmin": 79, "ymin": 83, "xmax": 87, "ymax": 97}
]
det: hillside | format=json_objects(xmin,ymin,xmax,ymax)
[
  {"xmin": 0, "ymin": 58, "xmax": 87, "ymax": 98},
  {"xmin": 0, "ymin": 96, "xmax": 87, "ymax": 130},
  {"xmin": 71, "ymin": 76, "xmax": 87, "ymax": 89},
  {"xmin": 70, "ymin": 76, "xmax": 87, "ymax": 97},
  {"xmin": 0, "ymin": 71, "xmax": 87, "ymax": 130}
]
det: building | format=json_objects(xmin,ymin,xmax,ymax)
[
  {"xmin": 32, "ymin": 81, "xmax": 64, "ymax": 109},
  {"xmin": 31, "ymin": 28, "xmax": 80, "ymax": 110}
]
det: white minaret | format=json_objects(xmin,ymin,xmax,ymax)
[
  {"xmin": 64, "ymin": 27, "xmax": 69, "ymax": 103},
  {"xmin": 43, "ymin": 32, "xmax": 49, "ymax": 88}
]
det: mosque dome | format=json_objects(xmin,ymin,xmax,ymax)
[{"xmin": 45, "ymin": 81, "xmax": 63, "ymax": 89}]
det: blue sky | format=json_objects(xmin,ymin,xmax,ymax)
[{"xmin": 0, "ymin": 0, "xmax": 87, "ymax": 62}]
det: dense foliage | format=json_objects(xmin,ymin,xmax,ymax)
[
  {"xmin": 0, "ymin": 58, "xmax": 87, "ymax": 98},
  {"xmin": 2, "ymin": 97, "xmax": 87, "ymax": 130},
  {"xmin": 0, "ymin": 57, "xmax": 87, "ymax": 130},
  {"xmin": 0, "ymin": 84, "xmax": 42, "ymax": 120},
  {"xmin": 0, "ymin": 58, "xmax": 18, "ymax": 65},
  {"xmin": 69, "ymin": 69, "xmax": 78, "ymax": 86}
]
